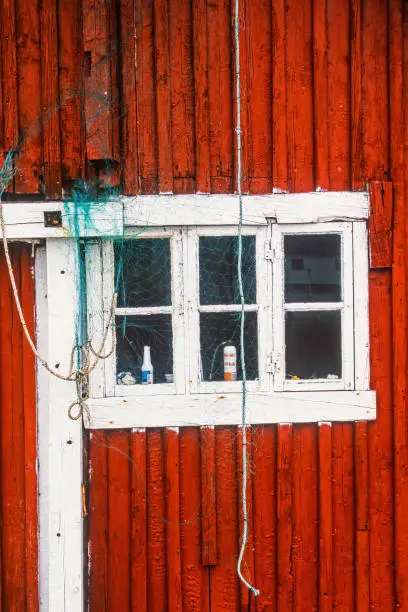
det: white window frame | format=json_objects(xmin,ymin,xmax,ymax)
[
  {"xmin": 71, "ymin": 194, "xmax": 375, "ymax": 428},
  {"xmin": 271, "ymin": 221, "xmax": 355, "ymax": 392}
]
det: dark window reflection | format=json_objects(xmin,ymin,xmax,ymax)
[
  {"xmin": 116, "ymin": 314, "xmax": 173, "ymax": 384},
  {"xmin": 199, "ymin": 236, "xmax": 256, "ymax": 305},
  {"xmin": 200, "ymin": 311, "xmax": 258, "ymax": 381},
  {"xmin": 284, "ymin": 234, "xmax": 341, "ymax": 303},
  {"xmin": 285, "ymin": 310, "xmax": 341, "ymax": 379},
  {"xmin": 115, "ymin": 238, "xmax": 171, "ymax": 308}
]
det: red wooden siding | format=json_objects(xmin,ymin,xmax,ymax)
[
  {"xmin": 0, "ymin": 0, "xmax": 407, "ymax": 610},
  {"xmin": 0, "ymin": 245, "xmax": 38, "ymax": 611}
]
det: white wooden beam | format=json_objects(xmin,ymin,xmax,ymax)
[
  {"xmin": 46, "ymin": 239, "xmax": 83, "ymax": 611},
  {"xmin": 83, "ymin": 390, "xmax": 376, "ymax": 429},
  {"xmin": 0, "ymin": 191, "xmax": 369, "ymax": 239}
]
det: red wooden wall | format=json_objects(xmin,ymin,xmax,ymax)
[
  {"xmin": 0, "ymin": 0, "xmax": 407, "ymax": 610},
  {"xmin": 0, "ymin": 245, "xmax": 38, "ymax": 611}
]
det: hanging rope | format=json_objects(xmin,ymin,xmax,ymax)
[{"xmin": 234, "ymin": 0, "xmax": 260, "ymax": 598}]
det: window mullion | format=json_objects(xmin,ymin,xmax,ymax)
[
  {"xmin": 185, "ymin": 228, "xmax": 200, "ymax": 393},
  {"xmin": 271, "ymin": 225, "xmax": 285, "ymax": 391},
  {"xmin": 172, "ymin": 230, "xmax": 186, "ymax": 394}
]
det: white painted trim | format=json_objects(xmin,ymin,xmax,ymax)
[
  {"xmin": 36, "ymin": 246, "xmax": 49, "ymax": 609},
  {"xmin": 271, "ymin": 222, "xmax": 356, "ymax": 392},
  {"xmin": 85, "ymin": 241, "xmax": 105, "ymax": 398},
  {"xmin": 83, "ymin": 390, "xmax": 376, "ymax": 428},
  {"xmin": 353, "ymin": 223, "xmax": 370, "ymax": 390},
  {"xmin": 46, "ymin": 239, "xmax": 83, "ymax": 611},
  {"xmin": 0, "ymin": 191, "xmax": 369, "ymax": 239}
]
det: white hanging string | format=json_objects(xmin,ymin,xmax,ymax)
[{"xmin": 234, "ymin": 0, "xmax": 260, "ymax": 598}]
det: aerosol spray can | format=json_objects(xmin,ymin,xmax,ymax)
[
  {"xmin": 223, "ymin": 345, "xmax": 237, "ymax": 381},
  {"xmin": 141, "ymin": 346, "xmax": 154, "ymax": 384}
]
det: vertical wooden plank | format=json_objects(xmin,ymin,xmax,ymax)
[
  {"xmin": 277, "ymin": 424, "xmax": 293, "ymax": 611},
  {"xmin": 153, "ymin": 0, "xmax": 173, "ymax": 193},
  {"xmin": 313, "ymin": 0, "xmax": 329, "ymax": 189},
  {"xmin": 292, "ymin": 424, "xmax": 318, "ymax": 612},
  {"xmin": 313, "ymin": 0, "xmax": 329, "ymax": 190},
  {"xmin": 130, "ymin": 428, "xmax": 148, "ymax": 609},
  {"xmin": 252, "ymin": 425, "xmax": 277, "ymax": 610},
  {"xmin": 332, "ymin": 422, "xmax": 355, "ymax": 610},
  {"xmin": 1, "ymin": 0, "xmax": 18, "ymax": 184},
  {"xmin": 107, "ymin": 431, "xmax": 131, "ymax": 610},
  {"xmin": 180, "ymin": 427, "xmax": 210, "ymax": 611},
  {"xmin": 0, "ymin": 250, "xmax": 26, "ymax": 610},
  {"xmin": 368, "ymin": 181, "xmax": 393, "ymax": 269},
  {"xmin": 271, "ymin": 0, "xmax": 288, "ymax": 190},
  {"xmin": 147, "ymin": 428, "xmax": 167, "ymax": 610},
  {"xmin": 46, "ymin": 239, "xmax": 83, "ymax": 610},
  {"xmin": 210, "ymin": 427, "xmax": 240, "ymax": 610},
  {"xmin": 20, "ymin": 246, "xmax": 38, "ymax": 612},
  {"xmin": 135, "ymin": 0, "xmax": 158, "ymax": 193},
  {"xmin": 164, "ymin": 427, "xmax": 182, "ymax": 611},
  {"xmin": 327, "ymin": 0, "xmax": 350, "ymax": 189},
  {"xmin": 15, "ymin": 0, "xmax": 42, "ymax": 193},
  {"xmin": 351, "ymin": 0, "xmax": 364, "ymax": 188},
  {"xmin": 363, "ymin": 0, "xmax": 394, "ymax": 608},
  {"xmin": 58, "ymin": 0, "xmax": 84, "ymax": 183},
  {"xmin": 355, "ymin": 421, "xmax": 369, "ymax": 611},
  {"xmin": 40, "ymin": 0, "xmax": 62, "ymax": 197},
  {"xmin": 391, "ymin": 0, "xmax": 408, "ymax": 607},
  {"xmin": 88, "ymin": 432, "xmax": 109, "ymax": 611},
  {"xmin": 368, "ymin": 269, "xmax": 394, "ymax": 611},
  {"xmin": 236, "ymin": 427, "xmax": 255, "ymax": 609},
  {"xmin": 362, "ymin": 0, "xmax": 389, "ymax": 181},
  {"xmin": 83, "ymin": 0, "xmax": 118, "ymax": 162},
  {"xmin": 207, "ymin": 0, "xmax": 233, "ymax": 193},
  {"xmin": 285, "ymin": 0, "xmax": 314, "ymax": 192},
  {"xmin": 119, "ymin": 0, "xmax": 140, "ymax": 194},
  {"xmin": 234, "ymin": 0, "xmax": 249, "ymax": 195},
  {"xmin": 246, "ymin": 0, "xmax": 273, "ymax": 193},
  {"xmin": 318, "ymin": 423, "xmax": 332, "ymax": 612},
  {"xmin": 192, "ymin": 0, "xmax": 210, "ymax": 193},
  {"xmin": 351, "ymin": 2, "xmax": 368, "ymax": 607},
  {"xmin": 169, "ymin": 0, "xmax": 195, "ymax": 194},
  {"xmin": 201, "ymin": 426, "xmax": 217, "ymax": 566}
]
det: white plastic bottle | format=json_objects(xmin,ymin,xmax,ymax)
[
  {"xmin": 141, "ymin": 346, "xmax": 154, "ymax": 384},
  {"xmin": 223, "ymin": 345, "xmax": 237, "ymax": 381}
]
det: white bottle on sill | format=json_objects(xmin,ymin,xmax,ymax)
[{"xmin": 141, "ymin": 346, "xmax": 154, "ymax": 385}]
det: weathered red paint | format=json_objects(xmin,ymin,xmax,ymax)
[{"xmin": 0, "ymin": 0, "xmax": 408, "ymax": 609}]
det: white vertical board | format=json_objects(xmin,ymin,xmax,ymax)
[
  {"xmin": 36, "ymin": 246, "xmax": 50, "ymax": 609},
  {"xmin": 46, "ymin": 239, "xmax": 83, "ymax": 611}
]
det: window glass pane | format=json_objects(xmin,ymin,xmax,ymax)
[
  {"xmin": 199, "ymin": 236, "xmax": 256, "ymax": 305},
  {"xmin": 115, "ymin": 314, "xmax": 173, "ymax": 384},
  {"xmin": 115, "ymin": 238, "xmax": 171, "ymax": 307},
  {"xmin": 200, "ymin": 311, "xmax": 258, "ymax": 381},
  {"xmin": 284, "ymin": 234, "xmax": 341, "ymax": 303},
  {"xmin": 285, "ymin": 310, "xmax": 341, "ymax": 380}
]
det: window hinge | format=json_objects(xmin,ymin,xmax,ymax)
[
  {"xmin": 266, "ymin": 352, "xmax": 281, "ymax": 375},
  {"xmin": 264, "ymin": 240, "xmax": 274, "ymax": 261}
]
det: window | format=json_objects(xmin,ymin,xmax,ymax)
[{"xmin": 80, "ymin": 192, "xmax": 375, "ymax": 426}]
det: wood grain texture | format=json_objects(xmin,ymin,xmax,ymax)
[
  {"xmin": 88, "ymin": 432, "xmax": 109, "ymax": 611},
  {"xmin": 200, "ymin": 427, "xmax": 217, "ymax": 566},
  {"xmin": 15, "ymin": 0, "xmax": 42, "ymax": 193},
  {"xmin": 368, "ymin": 182, "xmax": 393, "ymax": 269},
  {"xmin": 180, "ymin": 427, "xmax": 210, "ymax": 611},
  {"xmin": 20, "ymin": 248, "xmax": 38, "ymax": 612},
  {"xmin": 107, "ymin": 432, "xmax": 131, "ymax": 610},
  {"xmin": 40, "ymin": 0, "xmax": 61, "ymax": 197},
  {"xmin": 1, "ymin": 0, "xmax": 407, "ymax": 608},
  {"xmin": 147, "ymin": 429, "xmax": 167, "ymax": 610},
  {"xmin": 58, "ymin": 0, "xmax": 85, "ymax": 184}
]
